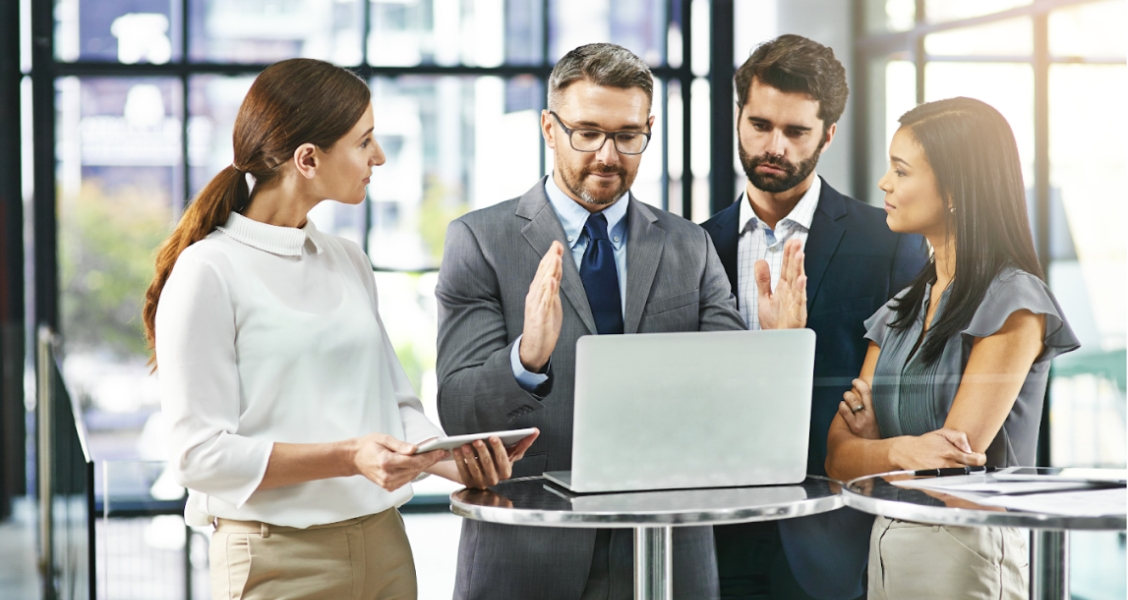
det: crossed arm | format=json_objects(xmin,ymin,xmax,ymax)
[
  {"xmin": 824, "ymin": 309, "xmax": 1045, "ymax": 482},
  {"xmin": 755, "ymin": 240, "xmax": 1047, "ymax": 482}
]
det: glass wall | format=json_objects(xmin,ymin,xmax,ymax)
[
  {"xmin": 860, "ymin": 0, "xmax": 1127, "ymax": 470},
  {"xmin": 859, "ymin": 4, "xmax": 1126, "ymax": 594},
  {"xmin": 41, "ymin": 0, "xmax": 713, "ymax": 479}
]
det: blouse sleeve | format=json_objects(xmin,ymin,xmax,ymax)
[
  {"xmin": 863, "ymin": 296, "xmax": 900, "ymax": 348},
  {"xmin": 342, "ymin": 240, "xmax": 445, "ymax": 444},
  {"xmin": 155, "ymin": 248, "xmax": 272, "ymax": 508},
  {"xmin": 960, "ymin": 270, "xmax": 1081, "ymax": 362}
]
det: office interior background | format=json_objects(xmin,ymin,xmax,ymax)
[{"xmin": 0, "ymin": 0, "xmax": 1124, "ymax": 598}]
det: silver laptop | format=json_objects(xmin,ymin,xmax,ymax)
[{"xmin": 544, "ymin": 329, "xmax": 815, "ymax": 494}]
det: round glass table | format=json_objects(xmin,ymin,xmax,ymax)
[
  {"xmin": 451, "ymin": 476, "xmax": 842, "ymax": 600},
  {"xmin": 842, "ymin": 467, "xmax": 1126, "ymax": 600}
]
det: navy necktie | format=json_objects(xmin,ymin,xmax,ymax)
[{"xmin": 580, "ymin": 213, "xmax": 624, "ymax": 335}]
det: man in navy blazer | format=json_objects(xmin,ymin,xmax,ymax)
[{"xmin": 701, "ymin": 35, "xmax": 927, "ymax": 600}]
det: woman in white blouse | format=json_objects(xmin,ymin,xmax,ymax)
[{"xmin": 141, "ymin": 58, "xmax": 537, "ymax": 600}]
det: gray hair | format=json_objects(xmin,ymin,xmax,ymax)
[{"xmin": 547, "ymin": 43, "xmax": 654, "ymax": 112}]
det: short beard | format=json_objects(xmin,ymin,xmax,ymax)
[
  {"xmin": 739, "ymin": 135, "xmax": 825, "ymax": 194},
  {"xmin": 559, "ymin": 161, "xmax": 633, "ymax": 207}
]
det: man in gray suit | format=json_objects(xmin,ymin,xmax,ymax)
[{"xmin": 435, "ymin": 43, "xmax": 745, "ymax": 599}]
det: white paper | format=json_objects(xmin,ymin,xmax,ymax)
[
  {"xmin": 892, "ymin": 476, "xmax": 1109, "ymax": 495},
  {"xmin": 969, "ymin": 487, "xmax": 1126, "ymax": 517},
  {"xmin": 891, "ymin": 475, "xmax": 1126, "ymax": 517}
]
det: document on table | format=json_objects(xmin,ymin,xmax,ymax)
[
  {"xmin": 891, "ymin": 472, "xmax": 1127, "ymax": 517},
  {"xmin": 961, "ymin": 487, "xmax": 1126, "ymax": 517},
  {"xmin": 893, "ymin": 474, "xmax": 1110, "ymax": 495}
]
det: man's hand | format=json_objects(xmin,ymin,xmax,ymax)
[
  {"xmin": 352, "ymin": 433, "xmax": 446, "ymax": 492},
  {"xmin": 453, "ymin": 429, "xmax": 540, "ymax": 489},
  {"xmin": 755, "ymin": 238, "xmax": 808, "ymax": 329},
  {"xmin": 839, "ymin": 378, "xmax": 880, "ymax": 440},
  {"xmin": 519, "ymin": 242, "xmax": 564, "ymax": 372},
  {"xmin": 889, "ymin": 428, "xmax": 987, "ymax": 472}
]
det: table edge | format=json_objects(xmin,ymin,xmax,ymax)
[{"xmin": 841, "ymin": 472, "xmax": 1127, "ymax": 531}]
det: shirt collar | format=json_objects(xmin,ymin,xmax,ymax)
[
  {"xmin": 217, "ymin": 211, "xmax": 322, "ymax": 257},
  {"xmin": 739, "ymin": 173, "xmax": 822, "ymax": 233},
  {"xmin": 544, "ymin": 175, "xmax": 629, "ymax": 250}
]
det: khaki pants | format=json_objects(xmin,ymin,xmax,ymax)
[
  {"xmin": 867, "ymin": 516, "xmax": 1028, "ymax": 600},
  {"xmin": 209, "ymin": 509, "xmax": 417, "ymax": 600}
]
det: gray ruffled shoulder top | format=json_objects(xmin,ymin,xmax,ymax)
[{"xmin": 864, "ymin": 267, "xmax": 1080, "ymax": 467}]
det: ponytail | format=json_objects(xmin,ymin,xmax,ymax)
[
  {"xmin": 142, "ymin": 58, "xmax": 372, "ymax": 367},
  {"xmin": 142, "ymin": 166, "xmax": 249, "ymax": 365}
]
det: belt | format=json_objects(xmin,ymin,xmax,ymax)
[{"xmin": 212, "ymin": 512, "xmax": 380, "ymax": 538}]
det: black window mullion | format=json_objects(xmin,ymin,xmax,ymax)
[
  {"xmin": 180, "ymin": 0, "xmax": 190, "ymax": 213},
  {"xmin": 660, "ymin": 74, "xmax": 669, "ymax": 212},
  {"xmin": 362, "ymin": 0, "xmax": 373, "ymax": 256},
  {"xmin": 539, "ymin": 0, "xmax": 550, "ymax": 179},
  {"xmin": 913, "ymin": 0, "xmax": 926, "ymax": 105},
  {"xmin": 708, "ymin": 0, "xmax": 733, "ymax": 216},
  {"xmin": 31, "ymin": 0, "xmax": 58, "ymax": 332},
  {"xmin": 679, "ymin": 0, "xmax": 692, "ymax": 218}
]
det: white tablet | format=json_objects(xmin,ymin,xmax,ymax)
[{"xmin": 413, "ymin": 428, "xmax": 537, "ymax": 455}]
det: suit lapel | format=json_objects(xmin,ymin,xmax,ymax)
[
  {"xmin": 803, "ymin": 179, "xmax": 847, "ymax": 311},
  {"xmin": 517, "ymin": 179, "xmax": 598, "ymax": 335},
  {"xmin": 705, "ymin": 200, "xmax": 742, "ymax": 306},
  {"xmin": 623, "ymin": 198, "xmax": 665, "ymax": 334}
]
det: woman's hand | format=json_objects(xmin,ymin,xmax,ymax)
[
  {"xmin": 453, "ymin": 429, "xmax": 540, "ymax": 489},
  {"xmin": 888, "ymin": 428, "xmax": 986, "ymax": 472},
  {"xmin": 755, "ymin": 238, "xmax": 807, "ymax": 329},
  {"xmin": 352, "ymin": 433, "xmax": 447, "ymax": 492},
  {"xmin": 838, "ymin": 378, "xmax": 880, "ymax": 439}
]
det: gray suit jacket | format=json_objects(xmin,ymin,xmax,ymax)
[{"xmin": 435, "ymin": 178, "xmax": 744, "ymax": 599}]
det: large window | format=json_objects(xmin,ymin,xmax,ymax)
[
  {"xmin": 858, "ymin": 4, "xmax": 1126, "ymax": 594},
  {"xmin": 31, "ymin": 1, "xmax": 750, "ymax": 594},
  {"xmin": 33, "ymin": 0, "xmax": 754, "ymax": 475},
  {"xmin": 859, "ymin": 0, "xmax": 1126, "ymax": 470}
]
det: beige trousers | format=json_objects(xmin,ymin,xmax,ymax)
[
  {"xmin": 209, "ymin": 509, "xmax": 417, "ymax": 600},
  {"xmin": 868, "ymin": 516, "xmax": 1028, "ymax": 600}
]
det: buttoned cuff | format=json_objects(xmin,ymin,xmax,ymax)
[{"xmin": 510, "ymin": 335, "xmax": 550, "ymax": 392}]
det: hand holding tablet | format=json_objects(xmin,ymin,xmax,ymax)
[
  {"xmin": 414, "ymin": 427, "xmax": 539, "ymax": 454},
  {"xmin": 414, "ymin": 427, "xmax": 539, "ymax": 490}
]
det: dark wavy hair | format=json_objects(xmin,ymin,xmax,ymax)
[
  {"xmin": 887, "ymin": 97, "xmax": 1043, "ymax": 364},
  {"xmin": 734, "ymin": 34, "xmax": 848, "ymax": 128}
]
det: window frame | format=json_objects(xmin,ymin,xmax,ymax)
[{"xmin": 850, "ymin": 0, "xmax": 1126, "ymax": 466}]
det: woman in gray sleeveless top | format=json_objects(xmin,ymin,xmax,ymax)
[{"xmin": 798, "ymin": 97, "xmax": 1080, "ymax": 599}]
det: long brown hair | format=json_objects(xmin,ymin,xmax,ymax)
[
  {"xmin": 142, "ymin": 58, "xmax": 371, "ymax": 364},
  {"xmin": 887, "ymin": 97, "xmax": 1044, "ymax": 364}
]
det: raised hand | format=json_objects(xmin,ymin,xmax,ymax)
[
  {"xmin": 754, "ymin": 238, "xmax": 808, "ymax": 329},
  {"xmin": 839, "ymin": 378, "xmax": 880, "ymax": 439},
  {"xmin": 519, "ymin": 242, "xmax": 564, "ymax": 372}
]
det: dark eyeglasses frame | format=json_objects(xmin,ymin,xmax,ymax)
[{"xmin": 548, "ymin": 111, "xmax": 652, "ymax": 155}]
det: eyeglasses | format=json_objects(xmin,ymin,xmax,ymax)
[{"xmin": 549, "ymin": 111, "xmax": 651, "ymax": 155}]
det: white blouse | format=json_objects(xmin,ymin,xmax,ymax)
[{"xmin": 156, "ymin": 212, "xmax": 444, "ymax": 528}]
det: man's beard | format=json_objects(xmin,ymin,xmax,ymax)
[
  {"xmin": 559, "ymin": 160, "xmax": 633, "ymax": 206},
  {"xmin": 739, "ymin": 136, "xmax": 824, "ymax": 194}
]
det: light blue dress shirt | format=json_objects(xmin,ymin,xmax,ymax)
[{"xmin": 509, "ymin": 176, "xmax": 630, "ymax": 390}]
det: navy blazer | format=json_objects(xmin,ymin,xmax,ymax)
[
  {"xmin": 701, "ymin": 178, "xmax": 926, "ymax": 475},
  {"xmin": 702, "ymin": 179, "xmax": 927, "ymax": 600}
]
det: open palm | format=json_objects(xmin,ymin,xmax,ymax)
[{"xmin": 755, "ymin": 238, "xmax": 808, "ymax": 330}]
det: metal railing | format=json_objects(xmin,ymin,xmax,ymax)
[
  {"xmin": 36, "ymin": 323, "xmax": 455, "ymax": 600},
  {"xmin": 37, "ymin": 325, "xmax": 96, "ymax": 600}
]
